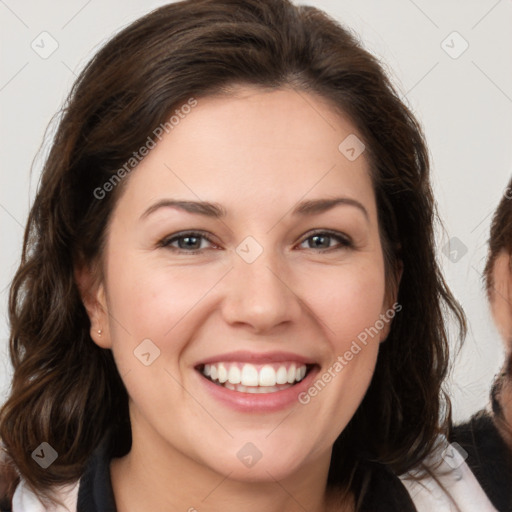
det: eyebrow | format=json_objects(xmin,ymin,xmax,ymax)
[
  {"xmin": 292, "ymin": 197, "xmax": 368, "ymax": 220},
  {"xmin": 140, "ymin": 197, "xmax": 369, "ymax": 221},
  {"xmin": 141, "ymin": 200, "xmax": 226, "ymax": 220}
]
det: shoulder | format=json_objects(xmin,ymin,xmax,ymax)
[
  {"xmin": 11, "ymin": 478, "xmax": 80, "ymax": 512},
  {"xmin": 451, "ymin": 410, "xmax": 512, "ymax": 511},
  {"xmin": 6, "ymin": 426, "xmax": 128, "ymax": 512},
  {"xmin": 452, "ymin": 409, "xmax": 507, "ymax": 450},
  {"xmin": 400, "ymin": 434, "xmax": 498, "ymax": 512}
]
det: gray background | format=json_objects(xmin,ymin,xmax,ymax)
[{"xmin": 1, "ymin": 0, "xmax": 511, "ymax": 422}]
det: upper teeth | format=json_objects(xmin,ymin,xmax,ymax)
[{"xmin": 203, "ymin": 362, "xmax": 307, "ymax": 387}]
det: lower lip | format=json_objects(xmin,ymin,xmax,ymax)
[{"xmin": 196, "ymin": 366, "xmax": 320, "ymax": 413}]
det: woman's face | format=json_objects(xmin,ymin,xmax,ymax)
[{"xmin": 88, "ymin": 86, "xmax": 397, "ymax": 482}]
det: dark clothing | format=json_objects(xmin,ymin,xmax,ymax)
[
  {"xmin": 77, "ymin": 431, "xmax": 119, "ymax": 512},
  {"xmin": 451, "ymin": 411, "xmax": 512, "ymax": 512},
  {"xmin": 356, "ymin": 460, "xmax": 417, "ymax": 511}
]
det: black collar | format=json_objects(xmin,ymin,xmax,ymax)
[{"xmin": 77, "ymin": 429, "xmax": 119, "ymax": 512}]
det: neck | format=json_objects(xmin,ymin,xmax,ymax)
[{"xmin": 110, "ymin": 414, "xmax": 353, "ymax": 512}]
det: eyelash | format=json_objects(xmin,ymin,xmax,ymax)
[{"xmin": 159, "ymin": 229, "xmax": 353, "ymax": 254}]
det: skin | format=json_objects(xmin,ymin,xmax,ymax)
[
  {"xmin": 80, "ymin": 86, "xmax": 398, "ymax": 512},
  {"xmin": 490, "ymin": 251, "xmax": 512, "ymax": 350},
  {"xmin": 489, "ymin": 250, "xmax": 512, "ymax": 446}
]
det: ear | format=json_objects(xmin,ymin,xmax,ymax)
[
  {"xmin": 379, "ymin": 259, "xmax": 403, "ymax": 342},
  {"xmin": 74, "ymin": 263, "xmax": 112, "ymax": 349},
  {"xmin": 489, "ymin": 251, "xmax": 512, "ymax": 349}
]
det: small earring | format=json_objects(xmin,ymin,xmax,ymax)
[{"xmin": 97, "ymin": 329, "xmax": 102, "ymax": 336}]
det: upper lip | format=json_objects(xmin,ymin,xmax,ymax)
[{"xmin": 195, "ymin": 351, "xmax": 317, "ymax": 367}]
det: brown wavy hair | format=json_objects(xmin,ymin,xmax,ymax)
[{"xmin": 0, "ymin": 0, "xmax": 466, "ymax": 507}]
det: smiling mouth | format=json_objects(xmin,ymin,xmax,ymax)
[{"xmin": 197, "ymin": 361, "xmax": 313, "ymax": 394}]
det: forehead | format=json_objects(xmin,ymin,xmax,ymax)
[{"xmin": 115, "ymin": 86, "xmax": 376, "ymax": 220}]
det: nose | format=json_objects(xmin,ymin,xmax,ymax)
[{"xmin": 220, "ymin": 249, "xmax": 302, "ymax": 333}]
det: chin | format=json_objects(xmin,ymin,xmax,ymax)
[
  {"xmin": 196, "ymin": 438, "xmax": 315, "ymax": 483},
  {"xmin": 213, "ymin": 457, "xmax": 308, "ymax": 483}
]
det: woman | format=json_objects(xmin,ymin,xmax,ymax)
[
  {"xmin": 448, "ymin": 178, "xmax": 512, "ymax": 512},
  {"xmin": 0, "ymin": 0, "xmax": 466, "ymax": 510}
]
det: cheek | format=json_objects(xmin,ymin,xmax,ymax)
[
  {"xmin": 298, "ymin": 261, "xmax": 387, "ymax": 348},
  {"xmin": 105, "ymin": 253, "xmax": 224, "ymax": 338},
  {"xmin": 294, "ymin": 266, "xmax": 384, "ymax": 459},
  {"xmin": 102, "ymin": 258, "xmax": 220, "ymax": 408},
  {"xmin": 102, "ymin": 254, "xmax": 234, "ymax": 382},
  {"xmin": 491, "ymin": 298, "xmax": 512, "ymax": 348}
]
